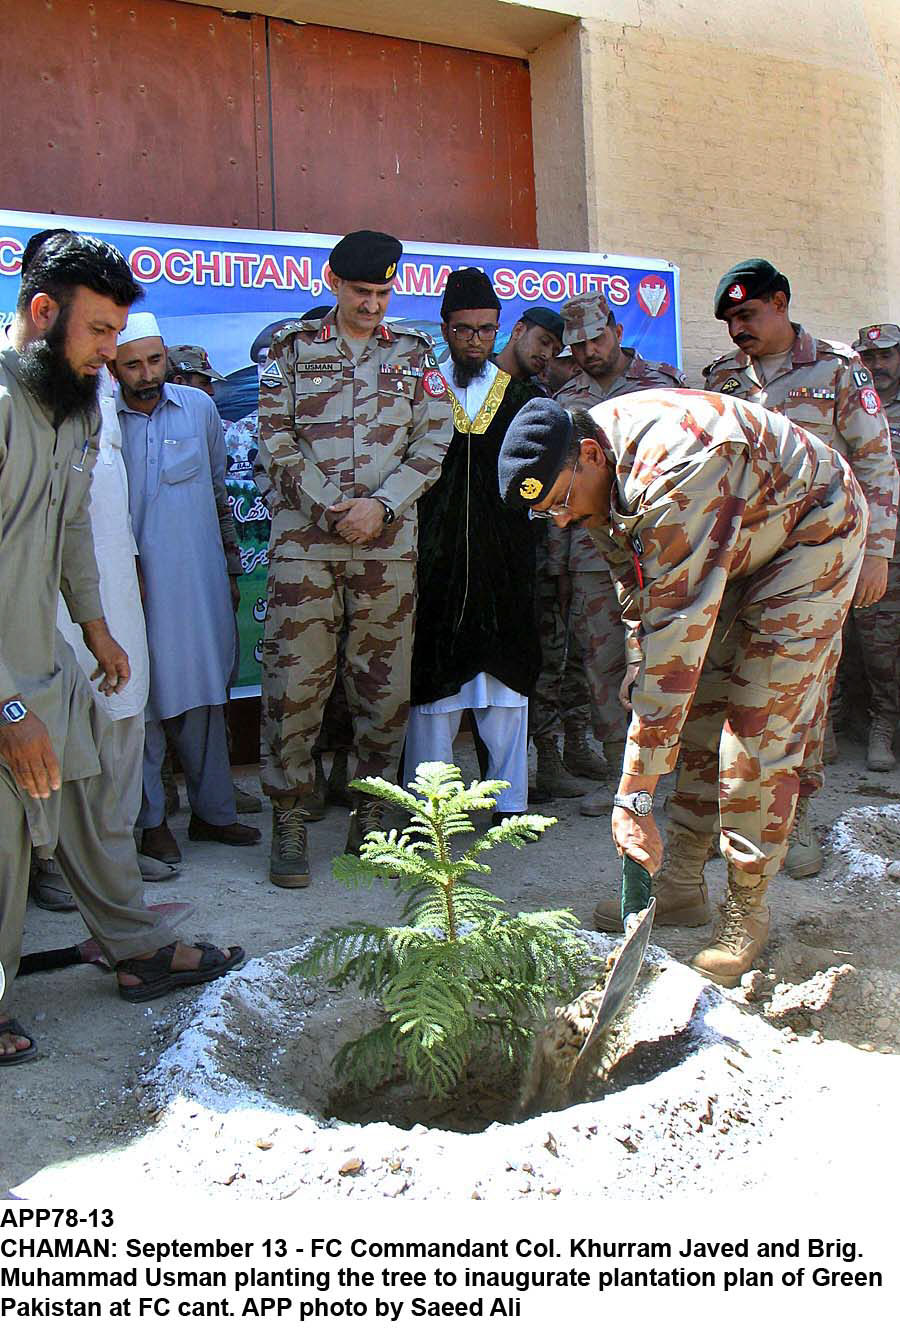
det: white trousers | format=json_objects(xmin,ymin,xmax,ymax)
[{"xmin": 404, "ymin": 703, "xmax": 529, "ymax": 812}]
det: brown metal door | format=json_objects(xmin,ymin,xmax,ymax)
[
  {"xmin": 266, "ymin": 21, "xmax": 537, "ymax": 246},
  {"xmin": 2, "ymin": 0, "xmax": 267, "ymax": 227},
  {"xmin": 1, "ymin": 2, "xmax": 536, "ymax": 245}
]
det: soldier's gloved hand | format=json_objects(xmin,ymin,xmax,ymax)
[
  {"xmin": 0, "ymin": 705, "xmax": 61, "ymax": 800},
  {"xmin": 328, "ymin": 498, "xmax": 386, "ymax": 544},
  {"xmin": 853, "ymin": 554, "xmax": 889, "ymax": 608},
  {"xmin": 81, "ymin": 618, "xmax": 131, "ymax": 695},
  {"xmin": 611, "ymin": 807, "xmax": 662, "ymax": 875}
]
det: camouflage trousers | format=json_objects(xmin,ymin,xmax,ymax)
[
  {"xmin": 851, "ymin": 558, "xmax": 900, "ymax": 723},
  {"xmin": 799, "ymin": 558, "xmax": 900, "ymax": 781},
  {"xmin": 529, "ymin": 566, "xmax": 591, "ymax": 740},
  {"xmin": 666, "ymin": 510, "xmax": 866, "ymax": 878},
  {"xmin": 569, "ymin": 569, "xmax": 628, "ymax": 744},
  {"xmin": 261, "ymin": 559, "xmax": 415, "ymax": 801}
]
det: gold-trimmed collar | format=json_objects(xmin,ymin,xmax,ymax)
[{"xmin": 446, "ymin": 368, "xmax": 511, "ymax": 434}]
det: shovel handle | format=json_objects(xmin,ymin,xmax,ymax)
[{"xmin": 621, "ymin": 853, "xmax": 652, "ymax": 921}]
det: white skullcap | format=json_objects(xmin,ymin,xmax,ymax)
[{"xmin": 117, "ymin": 310, "xmax": 163, "ymax": 346}]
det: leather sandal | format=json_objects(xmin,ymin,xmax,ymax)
[
  {"xmin": 116, "ymin": 942, "xmax": 245, "ymax": 1003},
  {"xmin": 0, "ymin": 1017, "xmax": 37, "ymax": 1066}
]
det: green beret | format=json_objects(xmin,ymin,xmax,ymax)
[
  {"xmin": 329, "ymin": 230, "xmax": 402, "ymax": 284},
  {"xmin": 498, "ymin": 399, "xmax": 574, "ymax": 511},
  {"xmin": 714, "ymin": 259, "xmax": 790, "ymax": 319}
]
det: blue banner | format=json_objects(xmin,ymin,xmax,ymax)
[{"xmin": 0, "ymin": 210, "xmax": 681, "ymax": 691}]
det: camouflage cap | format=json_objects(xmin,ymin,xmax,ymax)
[
  {"xmin": 561, "ymin": 292, "xmax": 612, "ymax": 345},
  {"xmin": 498, "ymin": 398, "xmax": 574, "ymax": 511},
  {"xmin": 168, "ymin": 344, "xmax": 224, "ymax": 381},
  {"xmin": 714, "ymin": 259, "xmax": 790, "ymax": 319},
  {"xmin": 853, "ymin": 323, "xmax": 900, "ymax": 352},
  {"xmin": 329, "ymin": 230, "xmax": 402, "ymax": 284}
]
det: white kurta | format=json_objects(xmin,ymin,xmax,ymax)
[
  {"xmin": 57, "ymin": 367, "xmax": 149, "ymax": 721},
  {"xmin": 117, "ymin": 382, "xmax": 235, "ymax": 721}
]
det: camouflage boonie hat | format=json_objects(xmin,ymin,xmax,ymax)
[
  {"xmin": 561, "ymin": 292, "xmax": 612, "ymax": 344},
  {"xmin": 853, "ymin": 323, "xmax": 900, "ymax": 352},
  {"xmin": 168, "ymin": 344, "xmax": 225, "ymax": 381}
]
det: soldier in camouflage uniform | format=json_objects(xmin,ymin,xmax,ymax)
[
  {"xmin": 499, "ymin": 391, "xmax": 875, "ymax": 986},
  {"xmin": 703, "ymin": 259, "xmax": 896, "ymax": 880},
  {"xmin": 553, "ymin": 291, "xmax": 685, "ymax": 815},
  {"xmin": 853, "ymin": 322, "xmax": 900, "ymax": 770},
  {"xmin": 255, "ymin": 231, "xmax": 453, "ymax": 887}
]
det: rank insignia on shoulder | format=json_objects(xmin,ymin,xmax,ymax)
[
  {"xmin": 852, "ymin": 366, "xmax": 872, "ymax": 387},
  {"xmin": 720, "ymin": 377, "xmax": 742, "ymax": 394},
  {"xmin": 259, "ymin": 360, "xmax": 284, "ymax": 388},
  {"xmin": 860, "ymin": 387, "xmax": 882, "ymax": 416}
]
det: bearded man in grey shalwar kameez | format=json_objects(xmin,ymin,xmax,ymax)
[{"xmin": 0, "ymin": 231, "xmax": 243, "ymax": 1065}]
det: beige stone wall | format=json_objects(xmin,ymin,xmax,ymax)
[{"xmin": 530, "ymin": 1, "xmax": 900, "ymax": 382}]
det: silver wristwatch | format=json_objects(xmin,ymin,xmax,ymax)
[
  {"xmin": 613, "ymin": 790, "xmax": 653, "ymax": 817},
  {"xmin": 1, "ymin": 698, "xmax": 28, "ymax": 725}
]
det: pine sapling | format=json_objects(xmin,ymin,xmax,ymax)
[{"xmin": 291, "ymin": 762, "xmax": 587, "ymax": 1100}]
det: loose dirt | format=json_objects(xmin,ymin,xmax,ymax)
[{"xmin": 4, "ymin": 734, "xmax": 900, "ymax": 1201}]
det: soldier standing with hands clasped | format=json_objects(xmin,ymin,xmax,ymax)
[
  {"xmin": 256, "ymin": 230, "xmax": 453, "ymax": 888},
  {"xmin": 702, "ymin": 259, "xmax": 896, "ymax": 880}
]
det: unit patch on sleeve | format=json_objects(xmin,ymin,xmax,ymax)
[
  {"xmin": 259, "ymin": 360, "xmax": 285, "ymax": 388},
  {"xmin": 423, "ymin": 370, "xmax": 448, "ymax": 398},
  {"xmin": 852, "ymin": 366, "xmax": 872, "ymax": 387},
  {"xmin": 860, "ymin": 387, "xmax": 882, "ymax": 416},
  {"xmin": 720, "ymin": 377, "xmax": 742, "ymax": 394}
]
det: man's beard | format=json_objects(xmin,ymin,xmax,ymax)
[
  {"xmin": 451, "ymin": 350, "xmax": 488, "ymax": 389},
  {"xmin": 18, "ymin": 311, "xmax": 98, "ymax": 421}
]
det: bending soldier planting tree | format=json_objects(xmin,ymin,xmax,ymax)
[{"xmin": 498, "ymin": 391, "xmax": 896, "ymax": 987}]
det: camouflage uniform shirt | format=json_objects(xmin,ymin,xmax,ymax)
[
  {"xmin": 256, "ymin": 314, "xmax": 453, "ymax": 561},
  {"xmin": 583, "ymin": 388, "xmax": 877, "ymax": 779},
  {"xmin": 551, "ymin": 350, "xmax": 686, "ymax": 574},
  {"xmin": 704, "ymin": 324, "xmax": 897, "ymax": 557}
]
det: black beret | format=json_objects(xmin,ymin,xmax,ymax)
[
  {"xmin": 328, "ymin": 230, "xmax": 402, "ymax": 284},
  {"xmin": 440, "ymin": 267, "xmax": 500, "ymax": 319},
  {"xmin": 498, "ymin": 398, "xmax": 574, "ymax": 511},
  {"xmin": 714, "ymin": 258, "xmax": 790, "ymax": 319},
  {"xmin": 520, "ymin": 306, "xmax": 564, "ymax": 341}
]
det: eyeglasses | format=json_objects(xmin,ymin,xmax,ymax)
[
  {"xmin": 448, "ymin": 323, "xmax": 498, "ymax": 342},
  {"xmin": 528, "ymin": 460, "xmax": 579, "ymax": 521}
]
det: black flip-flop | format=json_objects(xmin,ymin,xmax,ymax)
[
  {"xmin": 0, "ymin": 1018, "xmax": 38, "ymax": 1066},
  {"xmin": 116, "ymin": 942, "xmax": 246, "ymax": 1003}
]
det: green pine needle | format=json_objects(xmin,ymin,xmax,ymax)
[{"xmin": 292, "ymin": 761, "xmax": 585, "ymax": 1101}]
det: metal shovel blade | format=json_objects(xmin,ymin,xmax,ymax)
[{"xmin": 570, "ymin": 895, "xmax": 657, "ymax": 1088}]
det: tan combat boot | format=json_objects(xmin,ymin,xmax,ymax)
[
  {"xmin": 690, "ymin": 867, "xmax": 770, "ymax": 988},
  {"xmin": 346, "ymin": 797, "xmax": 388, "ymax": 856},
  {"xmin": 563, "ymin": 727, "xmax": 607, "ymax": 782},
  {"xmin": 580, "ymin": 742, "xmax": 626, "ymax": 816},
  {"xmin": 533, "ymin": 737, "xmax": 589, "ymax": 800},
  {"xmin": 592, "ymin": 821, "xmax": 714, "ymax": 929},
  {"xmin": 783, "ymin": 795, "xmax": 823, "ymax": 878},
  {"xmin": 866, "ymin": 717, "xmax": 896, "ymax": 772}
]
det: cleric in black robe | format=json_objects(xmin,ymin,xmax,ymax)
[{"xmin": 403, "ymin": 269, "xmax": 543, "ymax": 814}]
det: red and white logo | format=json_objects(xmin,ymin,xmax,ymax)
[
  {"xmin": 868, "ymin": 327, "xmax": 882, "ymax": 341},
  {"xmin": 636, "ymin": 275, "xmax": 670, "ymax": 319},
  {"xmin": 860, "ymin": 387, "xmax": 882, "ymax": 416},
  {"xmin": 423, "ymin": 370, "xmax": 447, "ymax": 398},
  {"xmin": 728, "ymin": 283, "xmax": 746, "ymax": 302}
]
